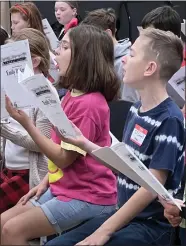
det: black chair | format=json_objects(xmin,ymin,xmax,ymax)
[{"xmin": 108, "ymin": 100, "xmax": 133, "ymax": 142}]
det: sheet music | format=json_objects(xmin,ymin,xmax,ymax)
[
  {"xmin": 1, "ymin": 87, "xmax": 9, "ymax": 121},
  {"xmin": 42, "ymin": 19, "xmax": 59, "ymax": 51},
  {"xmin": 48, "ymin": 51, "xmax": 60, "ymax": 84},
  {"xmin": 1, "ymin": 40, "xmax": 36, "ymax": 111},
  {"xmin": 92, "ymin": 142, "xmax": 182, "ymax": 210},
  {"xmin": 167, "ymin": 66, "xmax": 185, "ymax": 108},
  {"xmin": 19, "ymin": 73, "xmax": 76, "ymax": 138},
  {"xmin": 181, "ymin": 22, "xmax": 186, "ymax": 35}
]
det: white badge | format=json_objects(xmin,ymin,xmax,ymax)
[{"xmin": 130, "ymin": 124, "xmax": 148, "ymax": 146}]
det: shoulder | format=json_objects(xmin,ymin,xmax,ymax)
[
  {"xmin": 65, "ymin": 92, "xmax": 109, "ymax": 117},
  {"xmin": 158, "ymin": 99, "xmax": 184, "ymax": 131}
]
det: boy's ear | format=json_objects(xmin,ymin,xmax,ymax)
[{"xmin": 144, "ymin": 61, "xmax": 157, "ymax": 77}]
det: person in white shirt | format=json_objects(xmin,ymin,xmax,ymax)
[{"xmin": 0, "ymin": 28, "xmax": 52, "ymax": 213}]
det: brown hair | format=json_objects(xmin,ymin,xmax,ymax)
[
  {"xmin": 0, "ymin": 28, "xmax": 8, "ymax": 45},
  {"xmin": 60, "ymin": 24, "xmax": 120, "ymax": 101},
  {"xmin": 82, "ymin": 8, "xmax": 116, "ymax": 36},
  {"xmin": 140, "ymin": 27, "xmax": 183, "ymax": 81},
  {"xmin": 10, "ymin": 2, "xmax": 44, "ymax": 35},
  {"xmin": 11, "ymin": 28, "xmax": 50, "ymax": 77},
  {"xmin": 63, "ymin": 1, "xmax": 78, "ymax": 10}
]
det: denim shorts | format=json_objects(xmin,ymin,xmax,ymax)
[{"xmin": 30, "ymin": 188, "xmax": 116, "ymax": 234}]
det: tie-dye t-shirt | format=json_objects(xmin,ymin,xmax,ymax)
[
  {"xmin": 118, "ymin": 97, "xmax": 185, "ymax": 220},
  {"xmin": 48, "ymin": 91, "xmax": 117, "ymax": 206}
]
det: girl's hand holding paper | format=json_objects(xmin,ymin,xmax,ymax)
[
  {"xmin": 5, "ymin": 96, "xmax": 31, "ymax": 127},
  {"xmin": 55, "ymin": 122, "xmax": 87, "ymax": 149}
]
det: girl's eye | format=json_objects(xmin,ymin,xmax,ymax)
[{"xmin": 61, "ymin": 45, "xmax": 68, "ymax": 50}]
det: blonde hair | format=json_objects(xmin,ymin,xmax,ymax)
[
  {"xmin": 140, "ymin": 27, "xmax": 183, "ymax": 81},
  {"xmin": 11, "ymin": 28, "xmax": 50, "ymax": 77},
  {"xmin": 10, "ymin": 2, "xmax": 44, "ymax": 35}
]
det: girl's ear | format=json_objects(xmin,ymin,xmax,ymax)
[
  {"xmin": 32, "ymin": 56, "xmax": 41, "ymax": 69},
  {"xmin": 72, "ymin": 8, "xmax": 77, "ymax": 17}
]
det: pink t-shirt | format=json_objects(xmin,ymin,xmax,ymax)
[{"xmin": 49, "ymin": 91, "xmax": 117, "ymax": 205}]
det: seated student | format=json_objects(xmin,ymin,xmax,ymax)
[
  {"xmin": 10, "ymin": 2, "xmax": 62, "ymax": 87},
  {"xmin": 82, "ymin": 8, "xmax": 139, "ymax": 103},
  {"xmin": 0, "ymin": 28, "xmax": 52, "ymax": 213},
  {"xmin": 10, "ymin": 2, "xmax": 44, "ymax": 35},
  {"xmin": 46, "ymin": 28, "xmax": 185, "ymax": 246},
  {"xmin": 141, "ymin": 5, "xmax": 182, "ymax": 37},
  {"xmin": 141, "ymin": 5, "xmax": 185, "ymax": 109},
  {"xmin": 52, "ymin": 1, "xmax": 81, "ymax": 40},
  {"xmin": 1, "ymin": 25, "xmax": 120, "ymax": 245}
]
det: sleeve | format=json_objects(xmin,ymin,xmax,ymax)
[
  {"xmin": 149, "ymin": 117, "xmax": 185, "ymax": 174},
  {"xmin": 61, "ymin": 116, "xmax": 99, "ymax": 155},
  {"xmin": 0, "ymin": 109, "xmax": 52, "ymax": 152}
]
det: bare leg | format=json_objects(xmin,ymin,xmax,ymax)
[
  {"xmin": 1, "ymin": 206, "xmax": 56, "ymax": 245},
  {"xmin": 1, "ymin": 201, "xmax": 33, "ymax": 229}
]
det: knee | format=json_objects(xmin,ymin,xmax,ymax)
[
  {"xmin": 1, "ymin": 212, "xmax": 8, "ymax": 230},
  {"xmin": 2, "ymin": 220, "xmax": 18, "ymax": 240}
]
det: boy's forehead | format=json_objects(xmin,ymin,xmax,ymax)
[{"xmin": 132, "ymin": 36, "xmax": 149, "ymax": 51}]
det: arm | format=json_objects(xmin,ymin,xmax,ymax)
[
  {"xmin": 95, "ymin": 169, "xmax": 168, "ymax": 236},
  {"xmin": 0, "ymin": 109, "xmax": 52, "ymax": 152},
  {"xmin": 41, "ymin": 173, "xmax": 49, "ymax": 186},
  {"xmin": 22, "ymin": 120, "xmax": 80, "ymax": 169}
]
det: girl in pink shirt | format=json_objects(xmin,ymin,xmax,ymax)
[{"xmin": 1, "ymin": 25, "xmax": 120, "ymax": 244}]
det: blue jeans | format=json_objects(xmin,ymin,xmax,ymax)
[
  {"xmin": 46, "ymin": 211, "xmax": 173, "ymax": 246},
  {"xmin": 180, "ymin": 228, "xmax": 186, "ymax": 246},
  {"xmin": 30, "ymin": 188, "xmax": 115, "ymax": 234}
]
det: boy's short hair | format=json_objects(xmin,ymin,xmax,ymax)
[
  {"xmin": 141, "ymin": 6, "xmax": 182, "ymax": 37},
  {"xmin": 141, "ymin": 27, "xmax": 183, "ymax": 81},
  {"xmin": 81, "ymin": 8, "xmax": 116, "ymax": 36}
]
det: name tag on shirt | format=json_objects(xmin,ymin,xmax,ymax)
[{"xmin": 130, "ymin": 124, "xmax": 148, "ymax": 146}]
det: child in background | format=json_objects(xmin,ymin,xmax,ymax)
[
  {"xmin": 0, "ymin": 28, "xmax": 52, "ymax": 213},
  {"xmin": 52, "ymin": 1, "xmax": 81, "ymax": 40},
  {"xmin": 10, "ymin": 2, "xmax": 44, "ymax": 35},
  {"xmin": 81, "ymin": 8, "xmax": 138, "ymax": 103},
  {"xmin": 46, "ymin": 28, "xmax": 185, "ymax": 246},
  {"xmin": 1, "ymin": 25, "xmax": 120, "ymax": 245}
]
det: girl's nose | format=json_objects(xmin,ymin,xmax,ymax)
[{"xmin": 122, "ymin": 56, "xmax": 127, "ymax": 64}]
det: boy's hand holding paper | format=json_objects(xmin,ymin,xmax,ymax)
[{"xmin": 91, "ymin": 141, "xmax": 182, "ymax": 210}]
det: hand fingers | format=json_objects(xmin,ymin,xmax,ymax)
[
  {"xmin": 17, "ymin": 196, "xmax": 26, "ymax": 204},
  {"xmin": 76, "ymin": 239, "xmax": 89, "ymax": 246},
  {"xmin": 21, "ymin": 194, "xmax": 31, "ymax": 205},
  {"xmin": 5, "ymin": 96, "xmax": 14, "ymax": 113},
  {"xmin": 164, "ymin": 211, "xmax": 174, "ymax": 221},
  {"xmin": 168, "ymin": 217, "xmax": 182, "ymax": 226},
  {"xmin": 21, "ymin": 189, "xmax": 36, "ymax": 205},
  {"xmin": 34, "ymin": 188, "xmax": 45, "ymax": 201}
]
